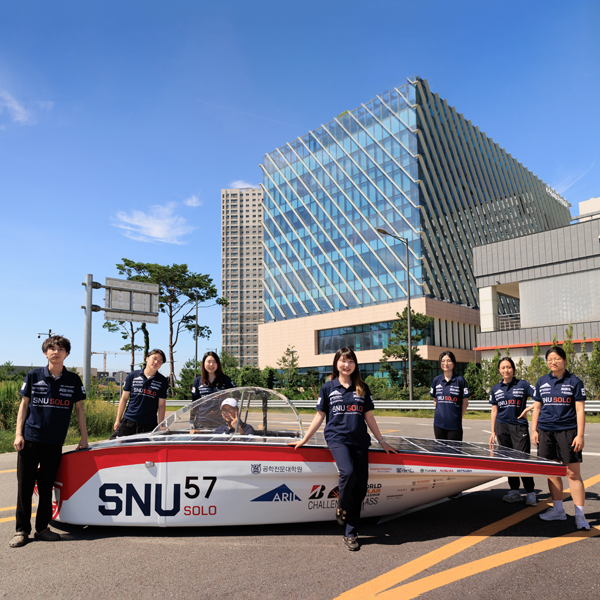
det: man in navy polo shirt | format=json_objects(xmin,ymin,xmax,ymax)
[
  {"xmin": 111, "ymin": 349, "xmax": 169, "ymax": 438},
  {"xmin": 532, "ymin": 346, "xmax": 589, "ymax": 530},
  {"xmin": 9, "ymin": 335, "xmax": 88, "ymax": 548}
]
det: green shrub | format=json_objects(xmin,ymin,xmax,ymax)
[
  {"xmin": 69, "ymin": 397, "xmax": 118, "ymax": 437},
  {"xmin": 0, "ymin": 381, "xmax": 22, "ymax": 431}
]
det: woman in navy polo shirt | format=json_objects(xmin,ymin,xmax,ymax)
[
  {"xmin": 190, "ymin": 352, "xmax": 236, "ymax": 431},
  {"xmin": 290, "ymin": 347, "xmax": 397, "ymax": 551},
  {"xmin": 430, "ymin": 351, "xmax": 469, "ymax": 441},
  {"xmin": 489, "ymin": 357, "xmax": 536, "ymax": 506},
  {"xmin": 532, "ymin": 346, "xmax": 589, "ymax": 530}
]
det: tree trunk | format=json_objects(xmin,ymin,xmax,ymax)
[
  {"xmin": 129, "ymin": 323, "xmax": 136, "ymax": 372},
  {"xmin": 141, "ymin": 323, "xmax": 150, "ymax": 369}
]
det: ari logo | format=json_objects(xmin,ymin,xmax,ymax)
[
  {"xmin": 309, "ymin": 485, "xmax": 325, "ymax": 500},
  {"xmin": 251, "ymin": 464, "xmax": 261, "ymax": 475},
  {"xmin": 251, "ymin": 484, "xmax": 301, "ymax": 502}
]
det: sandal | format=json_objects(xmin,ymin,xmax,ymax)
[
  {"xmin": 344, "ymin": 535, "xmax": 360, "ymax": 551},
  {"xmin": 9, "ymin": 533, "xmax": 28, "ymax": 548}
]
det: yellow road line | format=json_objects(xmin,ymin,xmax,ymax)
[
  {"xmin": 337, "ymin": 473, "xmax": 600, "ymax": 599},
  {"xmin": 1, "ymin": 504, "xmax": 35, "ymax": 512},
  {"xmin": 0, "ymin": 513, "xmax": 36, "ymax": 524},
  {"xmin": 379, "ymin": 527, "xmax": 600, "ymax": 599},
  {"xmin": 0, "ymin": 469, "xmax": 17, "ymax": 474}
]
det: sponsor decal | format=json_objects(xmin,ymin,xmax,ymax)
[
  {"xmin": 251, "ymin": 464, "xmax": 261, "ymax": 475},
  {"xmin": 411, "ymin": 486, "xmax": 429, "ymax": 491},
  {"xmin": 308, "ymin": 498, "xmax": 337, "ymax": 510},
  {"xmin": 411, "ymin": 480, "xmax": 429, "ymax": 485},
  {"xmin": 396, "ymin": 467, "xmax": 414, "ymax": 473},
  {"xmin": 386, "ymin": 494, "xmax": 404, "ymax": 501},
  {"xmin": 251, "ymin": 484, "xmax": 301, "ymax": 502},
  {"xmin": 456, "ymin": 469, "xmax": 472, "ymax": 473},
  {"xmin": 262, "ymin": 465, "xmax": 302, "ymax": 473},
  {"xmin": 439, "ymin": 469, "xmax": 454, "ymax": 473},
  {"xmin": 370, "ymin": 466, "xmax": 392, "ymax": 473},
  {"xmin": 420, "ymin": 468, "xmax": 436, "ymax": 473},
  {"xmin": 327, "ymin": 486, "xmax": 339, "ymax": 499},
  {"xmin": 309, "ymin": 485, "xmax": 326, "ymax": 500}
]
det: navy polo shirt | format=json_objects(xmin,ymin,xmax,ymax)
[
  {"xmin": 20, "ymin": 366, "xmax": 86, "ymax": 446},
  {"xmin": 123, "ymin": 369, "xmax": 169, "ymax": 425},
  {"xmin": 214, "ymin": 422, "xmax": 255, "ymax": 435},
  {"xmin": 316, "ymin": 379, "xmax": 375, "ymax": 447},
  {"xmin": 489, "ymin": 379, "xmax": 534, "ymax": 425},
  {"xmin": 192, "ymin": 375, "xmax": 235, "ymax": 400},
  {"xmin": 534, "ymin": 370, "xmax": 585, "ymax": 432},
  {"xmin": 430, "ymin": 374, "xmax": 469, "ymax": 431}
]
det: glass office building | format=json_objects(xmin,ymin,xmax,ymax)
[{"xmin": 258, "ymin": 76, "xmax": 571, "ymax": 377}]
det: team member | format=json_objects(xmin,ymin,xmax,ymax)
[
  {"xmin": 489, "ymin": 357, "xmax": 536, "ymax": 505},
  {"xmin": 214, "ymin": 399, "xmax": 255, "ymax": 435},
  {"xmin": 190, "ymin": 352, "xmax": 235, "ymax": 431},
  {"xmin": 430, "ymin": 351, "xmax": 469, "ymax": 441},
  {"xmin": 290, "ymin": 347, "xmax": 397, "ymax": 551},
  {"xmin": 10, "ymin": 336, "xmax": 88, "ymax": 548},
  {"xmin": 111, "ymin": 349, "xmax": 169, "ymax": 438},
  {"xmin": 533, "ymin": 346, "xmax": 589, "ymax": 530}
]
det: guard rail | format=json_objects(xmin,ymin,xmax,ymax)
[{"xmin": 165, "ymin": 399, "xmax": 600, "ymax": 413}]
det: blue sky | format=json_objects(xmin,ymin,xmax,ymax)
[{"xmin": 1, "ymin": 0, "xmax": 598, "ymax": 375}]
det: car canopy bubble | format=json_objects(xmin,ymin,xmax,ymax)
[{"xmin": 153, "ymin": 386, "xmax": 306, "ymax": 439}]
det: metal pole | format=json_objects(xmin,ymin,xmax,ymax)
[
  {"xmin": 405, "ymin": 238, "xmax": 413, "ymax": 403},
  {"xmin": 376, "ymin": 228, "xmax": 413, "ymax": 401},
  {"xmin": 83, "ymin": 274, "xmax": 93, "ymax": 393},
  {"xmin": 195, "ymin": 294, "xmax": 198, "ymax": 377}
]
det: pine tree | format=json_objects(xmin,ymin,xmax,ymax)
[
  {"xmin": 588, "ymin": 338, "xmax": 600, "ymax": 399},
  {"xmin": 563, "ymin": 323, "xmax": 578, "ymax": 375},
  {"xmin": 528, "ymin": 340, "xmax": 548, "ymax": 385}
]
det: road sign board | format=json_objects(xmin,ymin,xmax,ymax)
[{"xmin": 104, "ymin": 278, "xmax": 159, "ymax": 324}]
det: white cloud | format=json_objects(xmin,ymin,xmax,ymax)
[
  {"xmin": 0, "ymin": 90, "xmax": 31, "ymax": 124},
  {"xmin": 230, "ymin": 179, "xmax": 259, "ymax": 189},
  {"xmin": 552, "ymin": 159, "xmax": 596, "ymax": 194},
  {"xmin": 184, "ymin": 194, "xmax": 202, "ymax": 207},
  {"xmin": 112, "ymin": 202, "xmax": 196, "ymax": 244}
]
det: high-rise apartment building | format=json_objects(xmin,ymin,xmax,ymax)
[
  {"xmin": 221, "ymin": 187, "xmax": 264, "ymax": 367},
  {"xmin": 258, "ymin": 76, "xmax": 571, "ymax": 379}
]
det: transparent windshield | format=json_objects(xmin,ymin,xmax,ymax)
[{"xmin": 153, "ymin": 387, "xmax": 305, "ymax": 439}]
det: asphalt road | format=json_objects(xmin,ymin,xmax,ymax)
[{"xmin": 1, "ymin": 417, "xmax": 599, "ymax": 600}]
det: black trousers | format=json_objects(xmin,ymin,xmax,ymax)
[
  {"xmin": 110, "ymin": 419, "xmax": 157, "ymax": 439},
  {"xmin": 495, "ymin": 422, "xmax": 535, "ymax": 493},
  {"xmin": 329, "ymin": 443, "xmax": 369, "ymax": 538},
  {"xmin": 16, "ymin": 440, "xmax": 63, "ymax": 534},
  {"xmin": 434, "ymin": 426, "xmax": 463, "ymax": 441}
]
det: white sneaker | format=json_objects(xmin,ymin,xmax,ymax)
[
  {"xmin": 539, "ymin": 506, "xmax": 567, "ymax": 521},
  {"xmin": 502, "ymin": 490, "xmax": 522, "ymax": 503},
  {"xmin": 525, "ymin": 493, "xmax": 537, "ymax": 506},
  {"xmin": 575, "ymin": 514, "xmax": 590, "ymax": 530}
]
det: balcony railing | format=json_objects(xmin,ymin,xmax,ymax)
[{"xmin": 496, "ymin": 313, "xmax": 521, "ymax": 331}]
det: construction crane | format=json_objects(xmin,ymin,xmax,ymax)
[{"xmin": 91, "ymin": 351, "xmax": 132, "ymax": 373}]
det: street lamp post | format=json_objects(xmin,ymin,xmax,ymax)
[
  {"xmin": 376, "ymin": 228, "xmax": 413, "ymax": 402},
  {"xmin": 194, "ymin": 293, "xmax": 199, "ymax": 378}
]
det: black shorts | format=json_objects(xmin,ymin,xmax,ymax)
[
  {"xmin": 538, "ymin": 428, "xmax": 582, "ymax": 464},
  {"xmin": 495, "ymin": 422, "xmax": 530, "ymax": 454},
  {"xmin": 434, "ymin": 426, "xmax": 463, "ymax": 441}
]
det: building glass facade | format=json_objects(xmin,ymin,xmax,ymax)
[{"xmin": 261, "ymin": 77, "xmax": 571, "ymax": 324}]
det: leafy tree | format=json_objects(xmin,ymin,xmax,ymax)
[
  {"xmin": 261, "ymin": 366, "xmax": 277, "ymax": 390},
  {"xmin": 277, "ymin": 346, "xmax": 300, "ymax": 396},
  {"xmin": 578, "ymin": 334, "xmax": 590, "ymax": 391},
  {"xmin": 588, "ymin": 338, "xmax": 600, "ymax": 399},
  {"xmin": 515, "ymin": 358, "xmax": 528, "ymax": 381},
  {"xmin": 364, "ymin": 375, "xmax": 390, "ymax": 398},
  {"xmin": 528, "ymin": 340, "xmax": 548, "ymax": 385},
  {"xmin": 378, "ymin": 359, "xmax": 401, "ymax": 386},
  {"xmin": 381, "ymin": 308, "xmax": 434, "ymax": 389},
  {"xmin": 220, "ymin": 351, "xmax": 240, "ymax": 386},
  {"xmin": 175, "ymin": 358, "xmax": 201, "ymax": 400},
  {"xmin": 102, "ymin": 321, "xmax": 143, "ymax": 372},
  {"xmin": 563, "ymin": 323, "xmax": 578, "ymax": 374},
  {"xmin": 115, "ymin": 259, "xmax": 227, "ymax": 395},
  {"xmin": 240, "ymin": 366, "xmax": 262, "ymax": 387},
  {"xmin": 0, "ymin": 362, "xmax": 27, "ymax": 382},
  {"xmin": 301, "ymin": 369, "xmax": 322, "ymax": 399},
  {"xmin": 464, "ymin": 362, "xmax": 485, "ymax": 400}
]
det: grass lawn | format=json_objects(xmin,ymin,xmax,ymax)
[{"xmin": 0, "ymin": 429, "xmax": 112, "ymax": 454}]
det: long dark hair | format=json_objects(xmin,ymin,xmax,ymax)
[
  {"xmin": 331, "ymin": 347, "xmax": 365, "ymax": 397},
  {"xmin": 201, "ymin": 351, "xmax": 225, "ymax": 385}
]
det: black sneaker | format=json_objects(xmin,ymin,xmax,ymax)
[
  {"xmin": 343, "ymin": 536, "xmax": 359, "ymax": 551},
  {"xmin": 34, "ymin": 528, "xmax": 61, "ymax": 541},
  {"xmin": 336, "ymin": 508, "xmax": 347, "ymax": 526}
]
